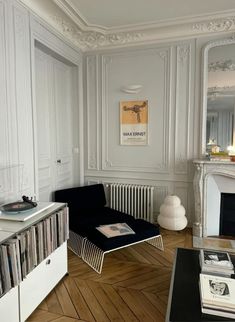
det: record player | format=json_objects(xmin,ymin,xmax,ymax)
[{"xmin": 0, "ymin": 196, "xmax": 37, "ymax": 213}]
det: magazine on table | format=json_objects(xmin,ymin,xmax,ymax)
[
  {"xmin": 200, "ymin": 250, "xmax": 234, "ymax": 276},
  {"xmin": 199, "ymin": 273, "xmax": 235, "ymax": 319},
  {"xmin": 96, "ymin": 223, "xmax": 135, "ymax": 238}
]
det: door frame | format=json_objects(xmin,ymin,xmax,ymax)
[{"xmin": 29, "ymin": 15, "xmax": 84, "ymax": 200}]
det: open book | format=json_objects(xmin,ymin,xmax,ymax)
[{"xmin": 96, "ymin": 223, "xmax": 135, "ymax": 238}]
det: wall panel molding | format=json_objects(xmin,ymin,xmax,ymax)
[
  {"xmin": 159, "ymin": 48, "xmax": 171, "ymax": 173},
  {"xmin": 0, "ymin": 0, "xmax": 10, "ymax": 170},
  {"xmin": 174, "ymin": 43, "xmax": 192, "ymax": 175},
  {"xmin": 0, "ymin": 0, "xmax": 23, "ymax": 201},
  {"xmin": 86, "ymin": 55, "xmax": 100, "ymax": 170},
  {"xmin": 174, "ymin": 183, "xmax": 194, "ymax": 226},
  {"xmin": 100, "ymin": 48, "xmax": 171, "ymax": 174},
  {"xmin": 12, "ymin": 2, "xmax": 34, "ymax": 193},
  {"xmin": 154, "ymin": 186, "xmax": 169, "ymax": 221},
  {"xmin": 101, "ymin": 54, "xmax": 111, "ymax": 171}
]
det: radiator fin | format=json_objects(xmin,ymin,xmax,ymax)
[{"xmin": 108, "ymin": 183, "xmax": 154, "ymax": 223}]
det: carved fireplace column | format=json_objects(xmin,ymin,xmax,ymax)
[{"xmin": 193, "ymin": 161, "xmax": 204, "ymax": 238}]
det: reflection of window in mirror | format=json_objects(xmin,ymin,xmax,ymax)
[{"xmin": 207, "ymin": 44, "xmax": 235, "ymax": 152}]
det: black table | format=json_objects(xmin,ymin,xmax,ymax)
[{"xmin": 166, "ymin": 248, "xmax": 235, "ymax": 322}]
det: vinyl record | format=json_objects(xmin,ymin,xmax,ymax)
[{"xmin": 0, "ymin": 201, "xmax": 34, "ymax": 213}]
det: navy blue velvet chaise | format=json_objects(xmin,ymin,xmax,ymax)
[{"xmin": 54, "ymin": 184, "xmax": 164, "ymax": 273}]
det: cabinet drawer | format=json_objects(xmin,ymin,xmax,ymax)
[
  {"xmin": 0, "ymin": 287, "xmax": 19, "ymax": 322},
  {"xmin": 19, "ymin": 242, "xmax": 67, "ymax": 321}
]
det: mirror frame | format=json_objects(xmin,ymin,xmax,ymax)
[{"xmin": 201, "ymin": 35, "xmax": 235, "ymax": 155}]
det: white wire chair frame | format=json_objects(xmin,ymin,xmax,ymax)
[
  {"xmin": 81, "ymin": 234, "xmax": 164, "ymax": 274},
  {"xmin": 67, "ymin": 230, "xmax": 85, "ymax": 257}
]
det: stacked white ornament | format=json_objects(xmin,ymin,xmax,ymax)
[{"xmin": 158, "ymin": 195, "xmax": 187, "ymax": 230}]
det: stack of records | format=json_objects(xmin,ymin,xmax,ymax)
[
  {"xmin": 199, "ymin": 273, "xmax": 235, "ymax": 319},
  {"xmin": 200, "ymin": 250, "xmax": 234, "ymax": 277}
]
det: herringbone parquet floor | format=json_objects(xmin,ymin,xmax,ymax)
[{"xmin": 26, "ymin": 228, "xmax": 193, "ymax": 322}]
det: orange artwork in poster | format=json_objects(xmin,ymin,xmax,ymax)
[{"xmin": 120, "ymin": 100, "xmax": 148, "ymax": 145}]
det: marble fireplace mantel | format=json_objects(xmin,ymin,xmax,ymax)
[{"xmin": 193, "ymin": 160, "xmax": 235, "ymax": 244}]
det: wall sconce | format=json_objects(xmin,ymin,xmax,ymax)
[{"xmin": 121, "ymin": 85, "xmax": 143, "ymax": 94}]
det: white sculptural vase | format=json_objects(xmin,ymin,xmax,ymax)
[{"xmin": 158, "ymin": 195, "xmax": 187, "ymax": 231}]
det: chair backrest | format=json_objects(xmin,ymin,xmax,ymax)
[{"xmin": 54, "ymin": 184, "xmax": 107, "ymax": 212}]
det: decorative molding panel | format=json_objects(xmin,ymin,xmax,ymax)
[
  {"xmin": 44, "ymin": 13, "xmax": 235, "ymax": 50},
  {"xmin": 193, "ymin": 17, "xmax": 235, "ymax": 33},
  {"xmin": 12, "ymin": 3, "xmax": 34, "ymax": 193},
  {"xmin": 159, "ymin": 49, "xmax": 171, "ymax": 173},
  {"xmin": 174, "ymin": 44, "xmax": 192, "ymax": 175},
  {"xmin": 30, "ymin": 16, "xmax": 82, "ymax": 65},
  {"xmin": 0, "ymin": 0, "xmax": 11, "ymax": 170},
  {"xmin": 173, "ymin": 184, "xmax": 193, "ymax": 225},
  {"xmin": 86, "ymin": 55, "xmax": 99, "ymax": 171},
  {"xmin": 177, "ymin": 45, "xmax": 190, "ymax": 62},
  {"xmin": 100, "ymin": 49, "xmax": 171, "ymax": 174},
  {"xmin": 154, "ymin": 186, "xmax": 169, "ymax": 213},
  {"xmin": 18, "ymin": 0, "xmax": 235, "ymax": 51},
  {"xmin": 50, "ymin": 14, "xmax": 143, "ymax": 50}
]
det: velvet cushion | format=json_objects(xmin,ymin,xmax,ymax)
[
  {"xmin": 54, "ymin": 184, "xmax": 106, "ymax": 213},
  {"xmin": 84, "ymin": 219, "xmax": 160, "ymax": 251},
  {"xmin": 69, "ymin": 207, "xmax": 136, "ymax": 237}
]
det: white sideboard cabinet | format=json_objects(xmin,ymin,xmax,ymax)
[
  {"xmin": 0, "ymin": 202, "xmax": 68, "ymax": 322},
  {"xmin": 0, "ymin": 287, "xmax": 19, "ymax": 322}
]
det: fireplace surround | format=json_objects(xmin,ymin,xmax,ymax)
[{"xmin": 193, "ymin": 160, "xmax": 235, "ymax": 249}]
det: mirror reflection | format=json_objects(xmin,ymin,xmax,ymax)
[{"xmin": 206, "ymin": 43, "xmax": 235, "ymax": 153}]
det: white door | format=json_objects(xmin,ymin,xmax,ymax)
[{"xmin": 35, "ymin": 47, "xmax": 74, "ymax": 201}]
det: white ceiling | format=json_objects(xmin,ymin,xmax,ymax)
[
  {"xmin": 58, "ymin": 0, "xmax": 235, "ymax": 29},
  {"xmin": 20, "ymin": 0, "xmax": 235, "ymax": 50}
]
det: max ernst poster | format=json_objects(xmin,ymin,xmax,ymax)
[{"xmin": 120, "ymin": 100, "xmax": 148, "ymax": 145}]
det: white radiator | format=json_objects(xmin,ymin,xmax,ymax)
[{"xmin": 108, "ymin": 183, "xmax": 154, "ymax": 223}]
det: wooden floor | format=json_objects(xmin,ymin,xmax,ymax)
[{"xmin": 27, "ymin": 228, "xmax": 193, "ymax": 322}]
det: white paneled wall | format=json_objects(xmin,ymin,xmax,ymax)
[
  {"xmin": 100, "ymin": 49, "xmax": 171, "ymax": 173},
  {"xmin": 0, "ymin": 0, "xmax": 233, "ymax": 227},
  {"xmin": 0, "ymin": 0, "xmax": 33, "ymax": 202},
  {"xmin": 84, "ymin": 41, "xmax": 199, "ymax": 225},
  {"xmin": 0, "ymin": 0, "xmax": 82, "ymax": 204}
]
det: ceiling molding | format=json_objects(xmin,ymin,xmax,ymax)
[
  {"xmin": 50, "ymin": 14, "xmax": 143, "ymax": 50},
  {"xmin": 18, "ymin": 0, "xmax": 235, "ymax": 51},
  {"xmin": 49, "ymin": 14, "xmax": 235, "ymax": 51},
  {"xmin": 193, "ymin": 16, "xmax": 235, "ymax": 32},
  {"xmin": 53, "ymin": 0, "xmax": 93, "ymax": 31},
  {"xmin": 53, "ymin": 0, "xmax": 235, "ymax": 33}
]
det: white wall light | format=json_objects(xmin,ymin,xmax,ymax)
[{"xmin": 121, "ymin": 85, "xmax": 143, "ymax": 94}]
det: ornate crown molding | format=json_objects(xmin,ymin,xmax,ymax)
[
  {"xmin": 19, "ymin": 0, "xmax": 235, "ymax": 51},
  {"xmin": 193, "ymin": 17, "xmax": 235, "ymax": 32},
  {"xmin": 49, "ymin": 13, "xmax": 235, "ymax": 50},
  {"xmin": 50, "ymin": 15, "xmax": 143, "ymax": 50}
]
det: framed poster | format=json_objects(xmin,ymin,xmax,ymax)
[{"xmin": 120, "ymin": 100, "xmax": 148, "ymax": 145}]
